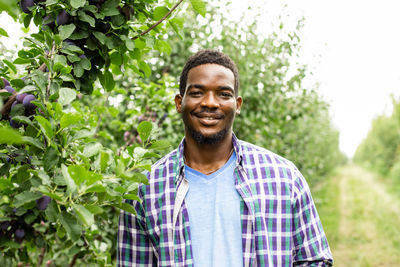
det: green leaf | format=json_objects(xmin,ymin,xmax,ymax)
[
  {"xmin": 129, "ymin": 172, "xmax": 148, "ymax": 184},
  {"xmin": 0, "ymin": 126, "xmax": 24, "ymax": 144},
  {"xmin": 53, "ymin": 54, "xmax": 68, "ymax": 72},
  {"xmin": 110, "ymin": 51, "xmax": 122, "ymax": 65},
  {"xmin": 60, "ymin": 113, "xmax": 82, "ymax": 129},
  {"xmin": 43, "ymin": 147, "xmax": 59, "ymax": 172},
  {"xmin": 22, "ymin": 136, "xmax": 44, "ymax": 150},
  {"xmin": 3, "ymin": 59, "xmax": 17, "ymax": 74},
  {"xmin": 35, "ymin": 115, "xmax": 54, "ymax": 140},
  {"xmin": 138, "ymin": 60, "xmax": 151, "ymax": 77},
  {"xmin": 45, "ymin": 201, "xmax": 58, "ymax": 222},
  {"xmin": 0, "ymin": 27, "xmax": 8, "ymax": 37},
  {"xmin": 137, "ymin": 121, "xmax": 152, "ymax": 142},
  {"xmin": 59, "ymin": 87, "xmax": 76, "ymax": 105},
  {"xmin": 99, "ymin": 69, "xmax": 115, "ymax": 91},
  {"xmin": 14, "ymin": 58, "xmax": 31, "ymax": 64},
  {"xmin": 123, "ymin": 193, "xmax": 140, "ymax": 201},
  {"xmin": 46, "ymin": 0, "xmax": 58, "ymax": 5},
  {"xmin": 153, "ymin": 6, "xmax": 169, "ymax": 20},
  {"xmin": 72, "ymin": 204, "xmax": 94, "ymax": 226},
  {"xmin": 70, "ymin": 0, "xmax": 86, "ymax": 9},
  {"xmin": 115, "ymin": 202, "xmax": 136, "ymax": 215},
  {"xmin": 13, "ymin": 191, "xmax": 42, "ymax": 207},
  {"xmin": 58, "ymin": 211, "xmax": 82, "ymax": 242},
  {"xmin": 13, "ymin": 116, "xmax": 33, "ymax": 127},
  {"xmin": 100, "ymin": 151, "xmax": 109, "ymax": 172},
  {"xmin": 33, "ymin": 170, "xmax": 50, "ymax": 185},
  {"xmin": 85, "ymin": 205, "xmax": 104, "ymax": 215},
  {"xmin": 93, "ymin": 31, "xmax": 106, "ymax": 44},
  {"xmin": 62, "ymin": 164, "xmax": 77, "ymax": 194},
  {"xmin": 68, "ymin": 165, "xmax": 86, "ymax": 186},
  {"xmin": 189, "ymin": 0, "xmax": 206, "ymax": 17},
  {"xmin": 58, "ymin": 24, "xmax": 76, "ymax": 40},
  {"xmin": 78, "ymin": 10, "xmax": 95, "ymax": 27},
  {"xmin": 150, "ymin": 140, "xmax": 170, "ymax": 150},
  {"xmin": 83, "ymin": 142, "xmax": 102, "ymax": 158},
  {"xmin": 85, "ymin": 184, "xmax": 106, "ymax": 193}
]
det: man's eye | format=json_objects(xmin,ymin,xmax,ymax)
[{"xmin": 220, "ymin": 92, "xmax": 233, "ymax": 97}]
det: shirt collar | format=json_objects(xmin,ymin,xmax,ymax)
[{"xmin": 175, "ymin": 132, "xmax": 243, "ymax": 184}]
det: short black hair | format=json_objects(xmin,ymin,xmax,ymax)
[{"xmin": 179, "ymin": 49, "xmax": 239, "ymax": 96}]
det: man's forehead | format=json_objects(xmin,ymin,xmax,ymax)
[{"xmin": 187, "ymin": 64, "xmax": 235, "ymax": 82}]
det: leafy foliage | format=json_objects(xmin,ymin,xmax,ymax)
[
  {"xmin": 0, "ymin": 0, "xmax": 201, "ymax": 265},
  {"xmin": 354, "ymin": 97, "xmax": 400, "ymax": 177}
]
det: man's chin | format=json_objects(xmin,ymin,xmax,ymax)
[{"xmin": 188, "ymin": 128, "xmax": 228, "ymax": 145}]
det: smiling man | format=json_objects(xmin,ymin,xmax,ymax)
[{"xmin": 117, "ymin": 50, "xmax": 333, "ymax": 266}]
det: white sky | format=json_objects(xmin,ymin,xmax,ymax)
[
  {"xmin": 225, "ymin": 0, "xmax": 400, "ymax": 157},
  {"xmin": 2, "ymin": 1, "xmax": 400, "ymax": 157}
]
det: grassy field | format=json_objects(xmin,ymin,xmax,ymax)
[{"xmin": 312, "ymin": 165, "xmax": 400, "ymax": 266}]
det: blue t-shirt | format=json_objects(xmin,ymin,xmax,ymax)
[{"xmin": 184, "ymin": 151, "xmax": 243, "ymax": 267}]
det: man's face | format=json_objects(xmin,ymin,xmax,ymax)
[{"xmin": 175, "ymin": 64, "xmax": 242, "ymax": 145}]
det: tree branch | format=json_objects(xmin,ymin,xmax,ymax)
[
  {"xmin": 36, "ymin": 247, "xmax": 46, "ymax": 267},
  {"xmin": 68, "ymin": 253, "xmax": 79, "ymax": 267},
  {"xmin": 133, "ymin": 0, "xmax": 184, "ymax": 40}
]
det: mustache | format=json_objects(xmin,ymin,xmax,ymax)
[{"xmin": 192, "ymin": 109, "xmax": 224, "ymax": 119}]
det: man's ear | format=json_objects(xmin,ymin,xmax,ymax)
[
  {"xmin": 235, "ymin": 96, "xmax": 242, "ymax": 115},
  {"xmin": 175, "ymin": 94, "xmax": 183, "ymax": 113}
]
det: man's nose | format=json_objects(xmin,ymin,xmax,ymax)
[{"xmin": 200, "ymin": 92, "xmax": 219, "ymax": 108}]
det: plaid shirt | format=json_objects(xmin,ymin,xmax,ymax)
[{"xmin": 118, "ymin": 134, "xmax": 333, "ymax": 266}]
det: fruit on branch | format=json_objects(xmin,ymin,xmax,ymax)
[
  {"xmin": 23, "ymin": 94, "xmax": 36, "ymax": 109},
  {"xmin": 2, "ymin": 78, "xmax": 10, "ymax": 88},
  {"xmin": 11, "ymin": 100, "xmax": 18, "ymax": 109},
  {"xmin": 0, "ymin": 221, "xmax": 9, "ymax": 231},
  {"xmin": 15, "ymin": 229, "xmax": 25, "ymax": 239},
  {"xmin": 19, "ymin": 0, "xmax": 35, "ymax": 14},
  {"xmin": 10, "ymin": 119, "xmax": 22, "ymax": 129},
  {"xmin": 36, "ymin": 196, "xmax": 51, "ymax": 210},
  {"xmin": 56, "ymin": 10, "xmax": 69, "ymax": 26},
  {"xmin": 4, "ymin": 85, "xmax": 15, "ymax": 93},
  {"xmin": 16, "ymin": 93, "xmax": 27, "ymax": 103}
]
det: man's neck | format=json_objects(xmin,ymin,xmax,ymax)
[{"xmin": 183, "ymin": 132, "xmax": 234, "ymax": 175}]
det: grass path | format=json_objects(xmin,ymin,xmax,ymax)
[{"xmin": 313, "ymin": 165, "xmax": 400, "ymax": 266}]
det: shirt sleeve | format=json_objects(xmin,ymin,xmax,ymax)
[
  {"xmin": 117, "ymin": 193, "xmax": 157, "ymax": 267},
  {"xmin": 291, "ymin": 171, "xmax": 333, "ymax": 266}
]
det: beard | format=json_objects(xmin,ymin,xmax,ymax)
[{"xmin": 186, "ymin": 126, "xmax": 229, "ymax": 145}]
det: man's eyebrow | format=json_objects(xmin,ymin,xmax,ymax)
[
  {"xmin": 186, "ymin": 84, "xmax": 205, "ymax": 90},
  {"xmin": 217, "ymin": 86, "xmax": 234, "ymax": 92}
]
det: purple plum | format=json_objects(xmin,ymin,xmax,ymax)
[
  {"xmin": 23, "ymin": 94, "xmax": 36, "ymax": 109},
  {"xmin": 2, "ymin": 78, "xmax": 10, "ymax": 88},
  {"xmin": 36, "ymin": 196, "xmax": 51, "ymax": 210},
  {"xmin": 4, "ymin": 86, "xmax": 14, "ymax": 93},
  {"xmin": 56, "ymin": 10, "xmax": 69, "ymax": 25},
  {"xmin": 20, "ymin": 0, "xmax": 35, "ymax": 13},
  {"xmin": 10, "ymin": 119, "xmax": 22, "ymax": 129},
  {"xmin": 16, "ymin": 93, "xmax": 27, "ymax": 103}
]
